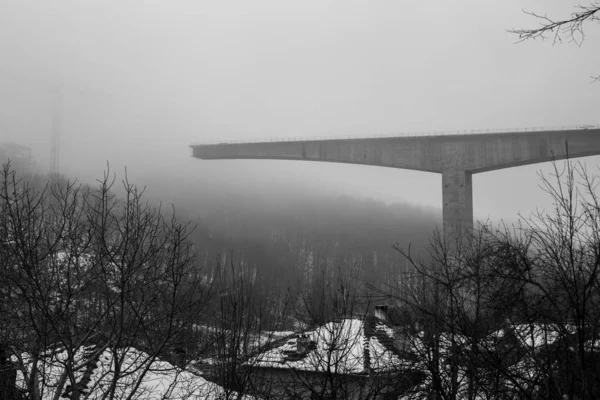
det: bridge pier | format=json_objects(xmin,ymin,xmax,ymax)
[{"xmin": 442, "ymin": 168, "xmax": 473, "ymax": 236}]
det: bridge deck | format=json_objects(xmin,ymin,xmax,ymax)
[
  {"xmin": 190, "ymin": 127, "xmax": 600, "ymax": 235},
  {"xmin": 191, "ymin": 128, "xmax": 600, "ymax": 174}
]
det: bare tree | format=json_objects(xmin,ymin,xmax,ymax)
[
  {"xmin": 190, "ymin": 252, "xmax": 292, "ymax": 400},
  {"xmin": 0, "ymin": 163, "xmax": 212, "ymax": 399},
  {"xmin": 247, "ymin": 263, "xmax": 415, "ymax": 400},
  {"xmin": 504, "ymin": 158, "xmax": 600, "ymax": 399},
  {"xmin": 387, "ymin": 156, "xmax": 600, "ymax": 400},
  {"xmin": 289, "ymin": 269, "xmax": 367, "ymax": 400},
  {"xmin": 509, "ymin": 2, "xmax": 600, "ymax": 81}
]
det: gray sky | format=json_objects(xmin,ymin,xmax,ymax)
[{"xmin": 0, "ymin": 0, "xmax": 598, "ymax": 224}]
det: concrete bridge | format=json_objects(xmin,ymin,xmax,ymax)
[{"xmin": 190, "ymin": 127, "xmax": 600, "ymax": 235}]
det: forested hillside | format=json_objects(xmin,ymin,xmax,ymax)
[{"xmin": 185, "ymin": 188, "xmax": 439, "ymax": 295}]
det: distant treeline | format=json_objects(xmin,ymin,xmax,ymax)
[
  {"xmin": 13, "ymin": 159, "xmax": 442, "ymax": 322},
  {"xmin": 183, "ymin": 188, "xmax": 441, "ymax": 299}
]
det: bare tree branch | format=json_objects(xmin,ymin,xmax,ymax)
[
  {"xmin": 509, "ymin": 4, "xmax": 600, "ymax": 45},
  {"xmin": 509, "ymin": 3, "xmax": 600, "ymax": 81}
]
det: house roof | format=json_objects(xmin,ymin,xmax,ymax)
[
  {"xmin": 249, "ymin": 317, "xmax": 411, "ymax": 374},
  {"xmin": 15, "ymin": 346, "xmax": 253, "ymax": 400}
]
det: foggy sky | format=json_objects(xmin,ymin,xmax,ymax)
[{"xmin": 0, "ymin": 0, "xmax": 599, "ymax": 225}]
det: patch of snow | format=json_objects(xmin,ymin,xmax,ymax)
[
  {"xmin": 250, "ymin": 318, "xmax": 404, "ymax": 373},
  {"xmin": 15, "ymin": 346, "xmax": 255, "ymax": 399},
  {"xmin": 512, "ymin": 324, "xmax": 561, "ymax": 349}
]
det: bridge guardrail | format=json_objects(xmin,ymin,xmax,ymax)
[{"xmin": 189, "ymin": 124, "xmax": 600, "ymax": 146}]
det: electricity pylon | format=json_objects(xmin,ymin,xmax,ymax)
[{"xmin": 50, "ymin": 89, "xmax": 61, "ymax": 176}]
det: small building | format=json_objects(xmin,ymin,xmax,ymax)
[{"xmin": 245, "ymin": 317, "xmax": 423, "ymax": 399}]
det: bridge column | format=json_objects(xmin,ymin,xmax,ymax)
[{"xmin": 442, "ymin": 167, "xmax": 473, "ymax": 236}]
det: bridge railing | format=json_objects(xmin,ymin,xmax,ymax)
[{"xmin": 190, "ymin": 124, "xmax": 600, "ymax": 146}]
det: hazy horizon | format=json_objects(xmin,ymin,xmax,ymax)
[{"xmin": 1, "ymin": 0, "xmax": 599, "ymax": 226}]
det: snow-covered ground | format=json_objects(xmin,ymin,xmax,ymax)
[{"xmin": 14, "ymin": 346, "xmax": 254, "ymax": 399}]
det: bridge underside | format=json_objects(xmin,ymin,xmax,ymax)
[{"xmin": 191, "ymin": 128, "xmax": 600, "ymax": 236}]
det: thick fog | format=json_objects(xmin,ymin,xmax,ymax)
[{"xmin": 1, "ymin": 0, "xmax": 599, "ymax": 226}]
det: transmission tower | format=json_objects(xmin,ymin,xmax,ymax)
[{"xmin": 50, "ymin": 89, "xmax": 61, "ymax": 176}]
